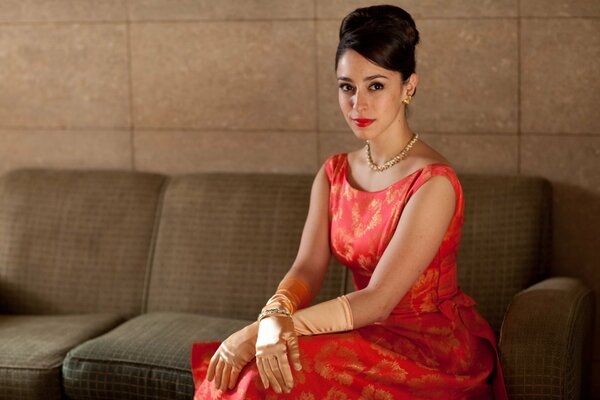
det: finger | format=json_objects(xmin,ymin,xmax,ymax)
[
  {"xmin": 256, "ymin": 357, "xmax": 270, "ymax": 389},
  {"xmin": 266, "ymin": 356, "xmax": 284, "ymax": 393},
  {"xmin": 220, "ymin": 363, "xmax": 232, "ymax": 391},
  {"xmin": 228, "ymin": 367, "xmax": 241, "ymax": 390},
  {"xmin": 206, "ymin": 352, "xmax": 219, "ymax": 381},
  {"xmin": 214, "ymin": 358, "xmax": 225, "ymax": 389},
  {"xmin": 277, "ymin": 353, "xmax": 295, "ymax": 390},
  {"xmin": 287, "ymin": 336, "xmax": 302, "ymax": 371}
]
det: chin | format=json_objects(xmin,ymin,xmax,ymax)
[{"xmin": 350, "ymin": 127, "xmax": 374, "ymax": 142}]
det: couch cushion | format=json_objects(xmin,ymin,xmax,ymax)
[
  {"xmin": 0, "ymin": 169, "xmax": 166, "ymax": 316},
  {"xmin": 0, "ymin": 313, "xmax": 124, "ymax": 400},
  {"xmin": 146, "ymin": 173, "xmax": 346, "ymax": 319},
  {"xmin": 63, "ymin": 312, "xmax": 249, "ymax": 400}
]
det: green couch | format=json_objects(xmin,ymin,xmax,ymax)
[{"xmin": 0, "ymin": 168, "xmax": 594, "ymax": 399}]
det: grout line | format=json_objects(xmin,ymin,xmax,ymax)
[
  {"xmin": 125, "ymin": 17, "xmax": 136, "ymax": 171},
  {"xmin": 516, "ymin": 3, "xmax": 523, "ymax": 174},
  {"xmin": 1, "ymin": 126, "xmax": 597, "ymax": 137},
  {"xmin": 314, "ymin": 2, "xmax": 321, "ymax": 169},
  {"xmin": 0, "ymin": 18, "xmax": 315, "ymax": 26},
  {"xmin": 0, "ymin": 126, "xmax": 131, "ymax": 132},
  {"xmin": 0, "ymin": 16, "xmax": 598, "ymax": 27}
]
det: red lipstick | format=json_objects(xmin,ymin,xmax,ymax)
[{"xmin": 352, "ymin": 118, "xmax": 375, "ymax": 128}]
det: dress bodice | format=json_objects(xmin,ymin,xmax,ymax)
[{"xmin": 325, "ymin": 153, "xmax": 467, "ymax": 316}]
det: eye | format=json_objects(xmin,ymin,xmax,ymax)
[
  {"xmin": 338, "ymin": 83, "xmax": 355, "ymax": 93},
  {"xmin": 369, "ymin": 82, "xmax": 384, "ymax": 91}
]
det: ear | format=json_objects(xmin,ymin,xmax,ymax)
[{"xmin": 405, "ymin": 73, "xmax": 419, "ymax": 95}]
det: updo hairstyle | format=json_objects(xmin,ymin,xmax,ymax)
[{"xmin": 335, "ymin": 5, "xmax": 420, "ymax": 83}]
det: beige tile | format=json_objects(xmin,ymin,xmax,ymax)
[
  {"xmin": 0, "ymin": 0, "xmax": 127, "ymax": 22},
  {"xmin": 520, "ymin": 0, "xmax": 600, "ymax": 17},
  {"xmin": 0, "ymin": 129, "xmax": 132, "ymax": 174},
  {"xmin": 318, "ymin": 132, "xmax": 519, "ymax": 175},
  {"xmin": 134, "ymin": 130, "xmax": 318, "ymax": 174},
  {"xmin": 521, "ymin": 19, "xmax": 600, "ymax": 134},
  {"xmin": 128, "ymin": 0, "xmax": 314, "ymax": 21},
  {"xmin": 318, "ymin": 19, "xmax": 520, "ymax": 134},
  {"xmin": 521, "ymin": 136, "xmax": 600, "ymax": 189},
  {"xmin": 130, "ymin": 21, "xmax": 316, "ymax": 131},
  {"xmin": 317, "ymin": 20, "xmax": 346, "ymax": 132},
  {"xmin": 413, "ymin": 19, "xmax": 519, "ymax": 134},
  {"xmin": 0, "ymin": 23, "xmax": 130, "ymax": 129},
  {"xmin": 424, "ymin": 133, "xmax": 519, "ymax": 174},
  {"xmin": 318, "ymin": 132, "xmax": 364, "ymax": 163},
  {"xmin": 317, "ymin": 0, "xmax": 517, "ymax": 19},
  {"xmin": 521, "ymin": 135, "xmax": 600, "ymax": 363}
]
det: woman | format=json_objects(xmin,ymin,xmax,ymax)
[{"xmin": 192, "ymin": 5, "xmax": 508, "ymax": 399}]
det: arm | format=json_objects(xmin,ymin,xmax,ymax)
[
  {"xmin": 254, "ymin": 164, "xmax": 333, "ymax": 393},
  {"xmin": 347, "ymin": 175, "xmax": 456, "ymax": 326},
  {"xmin": 499, "ymin": 277, "xmax": 595, "ymax": 398},
  {"xmin": 292, "ymin": 175, "xmax": 457, "ymax": 334},
  {"xmin": 278, "ymin": 164, "xmax": 332, "ymax": 305},
  {"xmin": 207, "ymin": 165, "xmax": 332, "ymax": 393}
]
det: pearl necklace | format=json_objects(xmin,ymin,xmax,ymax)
[{"xmin": 365, "ymin": 133, "xmax": 419, "ymax": 172}]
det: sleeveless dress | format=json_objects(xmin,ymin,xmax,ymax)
[{"xmin": 191, "ymin": 154, "xmax": 508, "ymax": 399}]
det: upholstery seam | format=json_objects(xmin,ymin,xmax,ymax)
[
  {"xmin": 140, "ymin": 175, "xmax": 170, "ymax": 314},
  {"xmin": 64, "ymin": 356, "xmax": 191, "ymax": 374},
  {"xmin": 0, "ymin": 364, "xmax": 62, "ymax": 371}
]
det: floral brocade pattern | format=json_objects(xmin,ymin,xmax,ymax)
[{"xmin": 191, "ymin": 154, "xmax": 508, "ymax": 399}]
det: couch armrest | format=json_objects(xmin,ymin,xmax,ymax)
[{"xmin": 498, "ymin": 277, "xmax": 595, "ymax": 400}]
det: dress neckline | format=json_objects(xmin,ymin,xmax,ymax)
[{"xmin": 342, "ymin": 153, "xmax": 452, "ymax": 194}]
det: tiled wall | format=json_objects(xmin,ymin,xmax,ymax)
[{"xmin": 1, "ymin": 0, "xmax": 599, "ymax": 395}]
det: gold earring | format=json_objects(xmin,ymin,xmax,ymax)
[{"xmin": 402, "ymin": 94, "xmax": 412, "ymax": 105}]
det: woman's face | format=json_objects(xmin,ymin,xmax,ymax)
[{"xmin": 336, "ymin": 49, "xmax": 408, "ymax": 141}]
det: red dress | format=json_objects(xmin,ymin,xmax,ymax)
[{"xmin": 192, "ymin": 154, "xmax": 508, "ymax": 399}]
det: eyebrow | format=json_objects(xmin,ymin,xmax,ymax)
[{"xmin": 337, "ymin": 74, "xmax": 389, "ymax": 82}]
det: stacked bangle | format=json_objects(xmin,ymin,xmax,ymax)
[{"xmin": 258, "ymin": 307, "xmax": 291, "ymax": 321}]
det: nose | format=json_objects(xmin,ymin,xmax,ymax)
[{"xmin": 352, "ymin": 88, "xmax": 368, "ymax": 112}]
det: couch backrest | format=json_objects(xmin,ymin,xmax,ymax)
[
  {"xmin": 0, "ymin": 168, "xmax": 551, "ymax": 331},
  {"xmin": 145, "ymin": 173, "xmax": 346, "ymax": 320},
  {"xmin": 456, "ymin": 175, "xmax": 551, "ymax": 332},
  {"xmin": 0, "ymin": 169, "xmax": 165, "ymax": 317}
]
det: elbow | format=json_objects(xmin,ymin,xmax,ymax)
[
  {"xmin": 369, "ymin": 300, "xmax": 392, "ymax": 323},
  {"xmin": 374, "ymin": 308, "xmax": 392, "ymax": 323}
]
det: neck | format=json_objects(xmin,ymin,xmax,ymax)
[{"xmin": 367, "ymin": 121, "xmax": 414, "ymax": 165}]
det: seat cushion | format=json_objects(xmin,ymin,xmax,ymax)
[
  {"xmin": 0, "ymin": 313, "xmax": 124, "ymax": 400},
  {"xmin": 63, "ymin": 312, "xmax": 251, "ymax": 400}
]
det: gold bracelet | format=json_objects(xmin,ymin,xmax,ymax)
[{"xmin": 258, "ymin": 307, "xmax": 291, "ymax": 321}]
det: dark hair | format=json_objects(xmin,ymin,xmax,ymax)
[{"xmin": 335, "ymin": 5, "xmax": 420, "ymax": 81}]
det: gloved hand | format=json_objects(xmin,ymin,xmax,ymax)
[
  {"xmin": 255, "ymin": 315, "xmax": 302, "ymax": 394},
  {"xmin": 205, "ymin": 321, "xmax": 259, "ymax": 391}
]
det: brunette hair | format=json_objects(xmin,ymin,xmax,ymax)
[{"xmin": 335, "ymin": 5, "xmax": 420, "ymax": 82}]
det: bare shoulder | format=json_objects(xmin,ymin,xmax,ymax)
[{"xmin": 407, "ymin": 137, "xmax": 452, "ymax": 170}]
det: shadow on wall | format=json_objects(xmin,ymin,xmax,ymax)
[{"xmin": 551, "ymin": 182, "xmax": 600, "ymax": 397}]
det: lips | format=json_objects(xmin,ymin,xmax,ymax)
[{"xmin": 352, "ymin": 118, "xmax": 375, "ymax": 128}]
